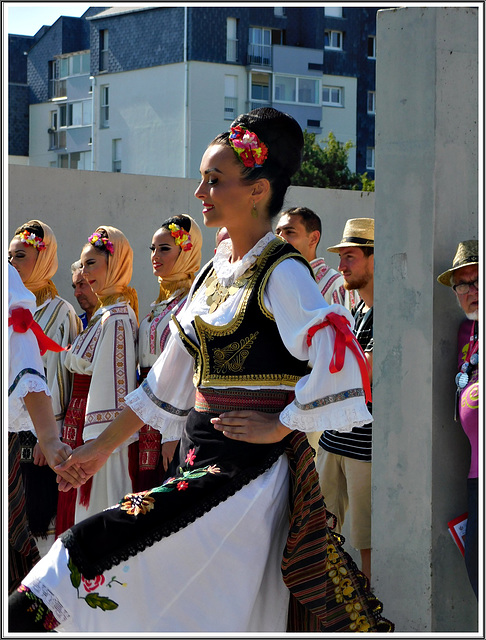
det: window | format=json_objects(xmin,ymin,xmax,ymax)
[
  {"xmin": 248, "ymin": 27, "xmax": 272, "ymax": 66},
  {"xmin": 368, "ymin": 36, "xmax": 376, "ymax": 59},
  {"xmin": 67, "ymin": 101, "xmax": 92, "ymax": 127},
  {"xmin": 100, "ymin": 85, "xmax": 109, "ymax": 128},
  {"xmin": 324, "ymin": 7, "xmax": 342, "ymax": 17},
  {"xmin": 100, "ymin": 29, "xmax": 109, "ymax": 71},
  {"xmin": 366, "ymin": 147, "xmax": 375, "ymax": 170},
  {"xmin": 322, "ymin": 85, "xmax": 343, "ymax": 106},
  {"xmin": 274, "ymin": 75, "xmax": 319, "ymax": 105},
  {"xmin": 58, "ymin": 52, "xmax": 90, "ymax": 78},
  {"xmin": 59, "ymin": 104, "xmax": 67, "ymax": 127},
  {"xmin": 112, "ymin": 139, "xmax": 122, "ymax": 172},
  {"xmin": 58, "ymin": 151, "xmax": 91, "ymax": 170},
  {"xmin": 226, "ymin": 18, "xmax": 238, "ymax": 62},
  {"xmin": 250, "ymin": 72, "xmax": 270, "ymax": 109},
  {"xmin": 224, "ymin": 75, "xmax": 238, "ymax": 120},
  {"xmin": 367, "ymin": 91, "xmax": 376, "ymax": 115},
  {"xmin": 324, "ymin": 30, "xmax": 343, "ymax": 50}
]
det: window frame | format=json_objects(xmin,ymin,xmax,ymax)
[
  {"xmin": 322, "ymin": 84, "xmax": 343, "ymax": 107},
  {"xmin": 366, "ymin": 147, "xmax": 375, "ymax": 171},
  {"xmin": 100, "ymin": 85, "xmax": 110, "ymax": 128},
  {"xmin": 367, "ymin": 91, "xmax": 376, "ymax": 115},
  {"xmin": 324, "ymin": 29, "xmax": 343, "ymax": 50},
  {"xmin": 367, "ymin": 35, "xmax": 376, "ymax": 59},
  {"xmin": 273, "ymin": 73, "xmax": 319, "ymax": 106}
]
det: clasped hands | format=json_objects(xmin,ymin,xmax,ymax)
[{"xmin": 53, "ymin": 409, "xmax": 291, "ymax": 492}]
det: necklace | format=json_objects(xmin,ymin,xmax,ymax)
[
  {"xmin": 454, "ymin": 321, "xmax": 478, "ymax": 420},
  {"xmin": 205, "ymin": 263, "xmax": 257, "ymax": 314}
]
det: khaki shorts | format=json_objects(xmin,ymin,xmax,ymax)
[{"xmin": 315, "ymin": 447, "xmax": 371, "ymax": 550}]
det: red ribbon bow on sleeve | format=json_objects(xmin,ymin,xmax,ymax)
[
  {"xmin": 8, "ymin": 307, "xmax": 68, "ymax": 356},
  {"xmin": 306, "ymin": 311, "xmax": 372, "ymax": 404}
]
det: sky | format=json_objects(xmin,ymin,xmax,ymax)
[{"xmin": 6, "ymin": 3, "xmax": 97, "ymax": 36}]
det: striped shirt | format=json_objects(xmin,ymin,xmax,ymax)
[{"xmin": 319, "ymin": 300, "xmax": 373, "ymax": 461}]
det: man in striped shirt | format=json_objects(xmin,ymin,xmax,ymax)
[
  {"xmin": 315, "ymin": 218, "xmax": 374, "ymax": 581},
  {"xmin": 275, "ymin": 207, "xmax": 358, "ymax": 309}
]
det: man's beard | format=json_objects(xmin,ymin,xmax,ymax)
[
  {"xmin": 343, "ymin": 273, "xmax": 372, "ymax": 291},
  {"xmin": 466, "ymin": 310, "xmax": 479, "ymax": 320}
]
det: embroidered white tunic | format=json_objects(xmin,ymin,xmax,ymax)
[
  {"xmin": 22, "ymin": 234, "xmax": 372, "ymax": 633},
  {"xmin": 64, "ymin": 302, "xmax": 138, "ymax": 522},
  {"xmin": 26, "ymin": 296, "xmax": 81, "ymax": 434}
]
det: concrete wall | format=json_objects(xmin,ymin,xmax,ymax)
[
  {"xmin": 7, "ymin": 164, "xmax": 374, "ymax": 319},
  {"xmin": 373, "ymin": 6, "xmax": 478, "ymax": 632}
]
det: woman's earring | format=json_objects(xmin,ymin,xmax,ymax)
[{"xmin": 251, "ymin": 201, "xmax": 258, "ymax": 218}]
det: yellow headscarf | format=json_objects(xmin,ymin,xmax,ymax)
[
  {"xmin": 14, "ymin": 219, "xmax": 59, "ymax": 306},
  {"xmin": 89, "ymin": 225, "xmax": 139, "ymax": 322},
  {"xmin": 155, "ymin": 215, "xmax": 203, "ymax": 303}
]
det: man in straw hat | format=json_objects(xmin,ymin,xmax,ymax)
[
  {"xmin": 437, "ymin": 239, "xmax": 479, "ymax": 599},
  {"xmin": 314, "ymin": 218, "xmax": 374, "ymax": 580}
]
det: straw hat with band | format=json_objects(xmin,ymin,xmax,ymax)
[
  {"xmin": 327, "ymin": 218, "xmax": 374, "ymax": 253},
  {"xmin": 437, "ymin": 240, "xmax": 478, "ymax": 287}
]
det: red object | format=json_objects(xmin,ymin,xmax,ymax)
[
  {"xmin": 8, "ymin": 307, "xmax": 67, "ymax": 356},
  {"xmin": 306, "ymin": 312, "xmax": 372, "ymax": 404}
]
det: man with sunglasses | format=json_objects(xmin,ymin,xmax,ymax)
[{"xmin": 437, "ymin": 239, "xmax": 479, "ymax": 599}]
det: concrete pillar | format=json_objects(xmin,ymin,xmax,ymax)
[{"xmin": 372, "ymin": 7, "xmax": 478, "ymax": 632}]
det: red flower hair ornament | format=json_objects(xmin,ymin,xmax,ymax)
[{"xmin": 229, "ymin": 125, "xmax": 268, "ymax": 168}]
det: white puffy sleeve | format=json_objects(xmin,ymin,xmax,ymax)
[
  {"xmin": 124, "ymin": 329, "xmax": 196, "ymax": 442},
  {"xmin": 265, "ymin": 259, "xmax": 372, "ymax": 433}
]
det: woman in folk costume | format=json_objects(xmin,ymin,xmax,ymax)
[
  {"xmin": 8, "ymin": 220, "xmax": 81, "ymax": 554},
  {"xmin": 55, "ymin": 226, "xmax": 139, "ymax": 535},
  {"xmin": 8, "ymin": 264, "xmax": 83, "ymax": 594},
  {"xmin": 9, "ymin": 108, "xmax": 393, "ymax": 633},
  {"xmin": 134, "ymin": 214, "xmax": 202, "ymax": 491}
]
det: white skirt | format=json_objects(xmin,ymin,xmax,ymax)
[{"xmin": 23, "ymin": 456, "xmax": 291, "ymax": 633}]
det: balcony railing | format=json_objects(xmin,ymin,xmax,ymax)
[
  {"xmin": 48, "ymin": 79, "xmax": 67, "ymax": 99},
  {"xmin": 48, "ymin": 130, "xmax": 66, "ymax": 150},
  {"xmin": 247, "ymin": 44, "xmax": 272, "ymax": 67}
]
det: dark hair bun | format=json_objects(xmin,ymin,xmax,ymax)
[{"xmin": 15, "ymin": 221, "xmax": 44, "ymax": 238}]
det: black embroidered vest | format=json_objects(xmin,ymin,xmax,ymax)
[{"xmin": 172, "ymin": 238, "xmax": 315, "ymax": 388}]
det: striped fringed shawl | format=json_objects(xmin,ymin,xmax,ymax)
[{"xmin": 283, "ymin": 431, "xmax": 394, "ymax": 632}]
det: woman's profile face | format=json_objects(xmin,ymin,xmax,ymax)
[
  {"xmin": 80, "ymin": 245, "xmax": 108, "ymax": 295},
  {"xmin": 8, "ymin": 237, "xmax": 38, "ymax": 283},
  {"xmin": 194, "ymin": 144, "xmax": 254, "ymax": 230},
  {"xmin": 150, "ymin": 228, "xmax": 181, "ymax": 279}
]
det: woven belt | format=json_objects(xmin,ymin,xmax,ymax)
[{"xmin": 194, "ymin": 387, "xmax": 293, "ymax": 414}]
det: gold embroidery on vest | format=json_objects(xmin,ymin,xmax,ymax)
[{"xmin": 213, "ymin": 332, "xmax": 259, "ymax": 374}]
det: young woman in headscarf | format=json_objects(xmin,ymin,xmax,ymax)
[
  {"xmin": 134, "ymin": 214, "xmax": 202, "ymax": 491},
  {"xmin": 8, "ymin": 220, "xmax": 82, "ymax": 555},
  {"xmin": 55, "ymin": 226, "xmax": 139, "ymax": 534}
]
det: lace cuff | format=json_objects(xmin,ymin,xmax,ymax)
[
  {"xmin": 279, "ymin": 390, "xmax": 372, "ymax": 433},
  {"xmin": 125, "ymin": 385, "xmax": 189, "ymax": 437},
  {"xmin": 9, "ymin": 376, "xmax": 51, "ymax": 434}
]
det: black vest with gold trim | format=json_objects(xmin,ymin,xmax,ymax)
[{"xmin": 172, "ymin": 237, "xmax": 315, "ymax": 388}]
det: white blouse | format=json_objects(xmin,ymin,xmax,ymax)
[
  {"xmin": 125, "ymin": 233, "xmax": 372, "ymax": 441},
  {"xmin": 65, "ymin": 302, "xmax": 139, "ymax": 446},
  {"xmin": 8, "ymin": 264, "xmax": 52, "ymax": 433}
]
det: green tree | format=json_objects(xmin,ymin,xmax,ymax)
[{"xmin": 291, "ymin": 131, "xmax": 373, "ymax": 191}]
